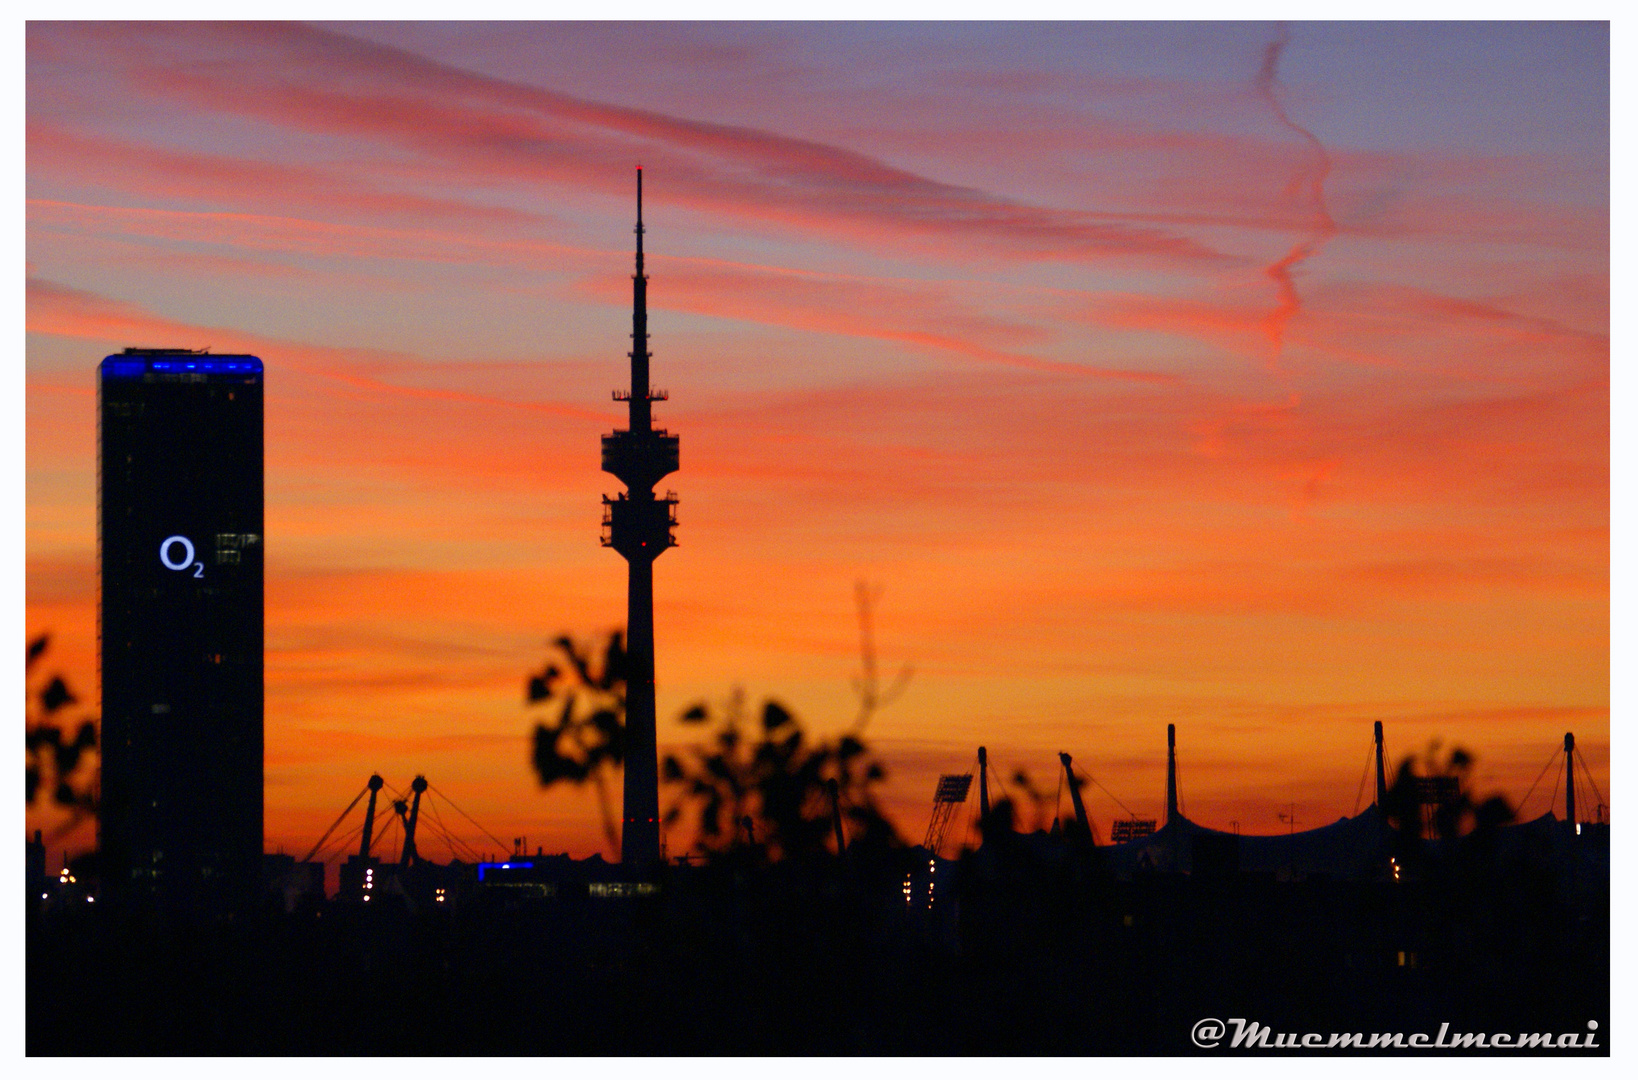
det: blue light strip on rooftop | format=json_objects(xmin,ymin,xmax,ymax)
[
  {"xmin": 99, "ymin": 354, "xmax": 263, "ymax": 379},
  {"xmin": 475, "ymin": 861, "xmax": 533, "ymax": 882}
]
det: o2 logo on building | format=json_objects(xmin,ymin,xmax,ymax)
[{"xmin": 160, "ymin": 535, "xmax": 205, "ymax": 578}]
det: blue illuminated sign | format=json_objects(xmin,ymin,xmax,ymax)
[{"xmin": 159, "ymin": 535, "xmax": 204, "ymax": 577}]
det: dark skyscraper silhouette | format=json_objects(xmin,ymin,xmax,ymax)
[
  {"xmin": 98, "ymin": 349, "xmax": 264, "ymax": 909},
  {"xmin": 601, "ymin": 169, "xmax": 678, "ymax": 865}
]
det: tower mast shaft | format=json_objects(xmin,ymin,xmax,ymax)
[
  {"xmin": 1374, "ymin": 720, "xmax": 1388, "ymax": 808},
  {"xmin": 1166, "ymin": 723, "xmax": 1179, "ymax": 825},
  {"xmin": 1565, "ymin": 731, "xmax": 1576, "ymax": 826}
]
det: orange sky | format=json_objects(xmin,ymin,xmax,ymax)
[{"xmin": 24, "ymin": 22, "xmax": 1608, "ymax": 870}]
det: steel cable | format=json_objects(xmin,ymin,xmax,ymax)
[
  {"xmin": 1516, "ymin": 748, "xmax": 1562, "ymax": 818},
  {"xmin": 300, "ymin": 784, "xmax": 369, "ymax": 864},
  {"xmin": 427, "ymin": 783, "xmax": 514, "ymax": 854}
]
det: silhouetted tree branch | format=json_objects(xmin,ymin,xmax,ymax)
[
  {"xmin": 1381, "ymin": 741, "xmax": 1514, "ymax": 848},
  {"xmin": 850, "ymin": 580, "xmax": 912, "ymax": 731},
  {"xmin": 25, "ymin": 634, "xmax": 99, "ymax": 840},
  {"xmin": 526, "ymin": 632, "xmax": 627, "ymax": 852}
]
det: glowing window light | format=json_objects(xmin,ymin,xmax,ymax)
[{"xmin": 589, "ymin": 882, "xmax": 659, "ymax": 898}]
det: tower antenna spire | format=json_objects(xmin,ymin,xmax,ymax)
[{"xmin": 628, "ymin": 166, "xmax": 651, "ymax": 430}]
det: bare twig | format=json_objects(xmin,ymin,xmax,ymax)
[{"xmin": 851, "ymin": 581, "xmax": 912, "ymax": 731}]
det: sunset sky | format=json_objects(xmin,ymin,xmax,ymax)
[{"xmin": 24, "ymin": 20, "xmax": 1609, "ymax": 869}]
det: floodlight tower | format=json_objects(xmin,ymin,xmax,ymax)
[{"xmin": 601, "ymin": 168, "xmax": 678, "ymax": 866}]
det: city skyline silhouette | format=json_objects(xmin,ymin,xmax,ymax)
[{"xmin": 25, "ymin": 22, "xmax": 1608, "ymax": 875}]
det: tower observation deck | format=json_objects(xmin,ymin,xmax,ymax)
[{"xmin": 601, "ymin": 168, "xmax": 677, "ymax": 865}]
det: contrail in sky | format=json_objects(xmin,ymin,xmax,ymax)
[{"xmin": 1254, "ymin": 25, "xmax": 1337, "ymax": 368}]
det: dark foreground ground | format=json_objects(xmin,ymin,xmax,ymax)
[{"xmin": 29, "ymin": 845, "xmax": 1608, "ymax": 1055}]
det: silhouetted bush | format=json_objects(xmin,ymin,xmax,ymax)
[
  {"xmin": 25, "ymin": 633, "xmax": 98, "ymax": 836},
  {"xmin": 662, "ymin": 693, "xmax": 903, "ymax": 863},
  {"xmin": 528, "ymin": 619, "xmax": 908, "ymax": 865}
]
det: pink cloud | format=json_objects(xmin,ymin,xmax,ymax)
[
  {"xmin": 32, "ymin": 22, "xmax": 1225, "ymax": 266},
  {"xmin": 591, "ymin": 256, "xmax": 1184, "ymax": 383},
  {"xmin": 28, "ymin": 198, "xmax": 597, "ymax": 269},
  {"xmin": 28, "ymin": 122, "xmax": 538, "ymax": 229}
]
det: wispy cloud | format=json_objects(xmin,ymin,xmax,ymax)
[{"xmin": 32, "ymin": 22, "xmax": 1226, "ymax": 265}]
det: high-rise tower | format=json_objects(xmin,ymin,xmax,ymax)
[
  {"xmin": 99, "ymin": 349, "xmax": 264, "ymax": 910},
  {"xmin": 601, "ymin": 169, "xmax": 678, "ymax": 865}
]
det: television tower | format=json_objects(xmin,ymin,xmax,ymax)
[{"xmin": 601, "ymin": 168, "xmax": 678, "ymax": 866}]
